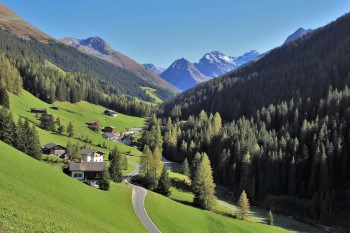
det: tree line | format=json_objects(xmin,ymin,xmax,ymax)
[
  {"xmin": 0, "ymin": 108, "xmax": 41, "ymax": 159},
  {"xmin": 0, "ymin": 32, "xmax": 160, "ymax": 117},
  {"xmin": 157, "ymin": 85, "xmax": 350, "ymax": 225}
]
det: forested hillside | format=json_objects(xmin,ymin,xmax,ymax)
[
  {"xmin": 0, "ymin": 31, "xmax": 162, "ymax": 116},
  {"xmin": 154, "ymin": 12, "xmax": 350, "ymax": 230},
  {"xmin": 161, "ymin": 13, "xmax": 350, "ymax": 122}
]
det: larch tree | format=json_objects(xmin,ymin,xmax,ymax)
[
  {"xmin": 191, "ymin": 153, "xmax": 216, "ymax": 210},
  {"xmin": 238, "ymin": 190, "xmax": 250, "ymax": 219},
  {"xmin": 0, "ymin": 80, "xmax": 9, "ymax": 109},
  {"xmin": 267, "ymin": 210, "xmax": 274, "ymax": 225}
]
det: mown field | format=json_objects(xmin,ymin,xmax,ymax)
[
  {"xmin": 140, "ymin": 86, "xmax": 163, "ymax": 103},
  {"xmin": 0, "ymin": 141, "xmax": 146, "ymax": 233},
  {"xmin": 145, "ymin": 190, "xmax": 287, "ymax": 233},
  {"xmin": 9, "ymin": 90, "xmax": 146, "ymax": 157}
]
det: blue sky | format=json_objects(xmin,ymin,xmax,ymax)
[{"xmin": 2, "ymin": 0, "xmax": 350, "ymax": 67}]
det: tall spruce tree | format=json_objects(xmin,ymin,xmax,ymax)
[
  {"xmin": 0, "ymin": 80, "xmax": 9, "ymax": 109},
  {"xmin": 181, "ymin": 158, "xmax": 190, "ymax": 176},
  {"xmin": 109, "ymin": 148, "xmax": 123, "ymax": 183},
  {"xmin": 99, "ymin": 168, "xmax": 110, "ymax": 191},
  {"xmin": 67, "ymin": 122, "xmax": 74, "ymax": 137},
  {"xmin": 156, "ymin": 164, "xmax": 171, "ymax": 196}
]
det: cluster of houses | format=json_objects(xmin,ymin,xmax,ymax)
[
  {"xmin": 37, "ymin": 108, "xmax": 144, "ymax": 188},
  {"xmin": 42, "ymin": 142, "xmax": 106, "ymax": 188}
]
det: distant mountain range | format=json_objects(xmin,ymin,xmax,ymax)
[
  {"xmin": 145, "ymin": 27, "xmax": 312, "ymax": 91},
  {"xmin": 60, "ymin": 37, "xmax": 178, "ymax": 92},
  {"xmin": 144, "ymin": 50, "xmax": 260, "ymax": 91}
]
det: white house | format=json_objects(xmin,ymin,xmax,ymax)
[
  {"xmin": 69, "ymin": 161, "xmax": 106, "ymax": 188},
  {"xmin": 102, "ymin": 132, "xmax": 120, "ymax": 142},
  {"xmin": 81, "ymin": 148, "xmax": 104, "ymax": 162}
]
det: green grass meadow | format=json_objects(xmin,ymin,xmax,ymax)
[
  {"xmin": 9, "ymin": 90, "xmax": 145, "ymax": 157},
  {"xmin": 0, "ymin": 141, "xmax": 146, "ymax": 233}
]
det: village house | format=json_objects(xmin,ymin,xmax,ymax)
[
  {"xmin": 86, "ymin": 120, "xmax": 100, "ymax": 130},
  {"xmin": 30, "ymin": 108, "xmax": 47, "ymax": 114},
  {"xmin": 122, "ymin": 137, "xmax": 132, "ymax": 146},
  {"xmin": 102, "ymin": 126, "xmax": 115, "ymax": 133},
  {"xmin": 51, "ymin": 105, "xmax": 59, "ymax": 110},
  {"xmin": 81, "ymin": 148, "xmax": 104, "ymax": 162},
  {"xmin": 69, "ymin": 162, "xmax": 106, "ymax": 188},
  {"xmin": 42, "ymin": 142, "xmax": 66, "ymax": 158},
  {"xmin": 102, "ymin": 132, "xmax": 120, "ymax": 141},
  {"xmin": 104, "ymin": 109, "xmax": 118, "ymax": 117}
]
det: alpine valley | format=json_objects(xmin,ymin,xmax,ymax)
[{"xmin": 0, "ymin": 1, "xmax": 349, "ymax": 233}]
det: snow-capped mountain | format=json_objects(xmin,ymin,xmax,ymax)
[
  {"xmin": 160, "ymin": 50, "xmax": 260, "ymax": 91},
  {"xmin": 284, "ymin": 27, "xmax": 312, "ymax": 44},
  {"xmin": 160, "ymin": 58, "xmax": 210, "ymax": 91},
  {"xmin": 143, "ymin": 63, "xmax": 165, "ymax": 75},
  {"xmin": 195, "ymin": 51, "xmax": 239, "ymax": 77}
]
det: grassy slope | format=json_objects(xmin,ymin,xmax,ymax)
[
  {"xmin": 146, "ymin": 191, "xmax": 287, "ymax": 233},
  {"xmin": 0, "ymin": 141, "xmax": 146, "ymax": 233},
  {"xmin": 140, "ymin": 86, "xmax": 163, "ymax": 103},
  {"xmin": 9, "ymin": 90, "xmax": 145, "ymax": 156}
]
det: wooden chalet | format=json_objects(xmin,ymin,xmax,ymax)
[
  {"xmin": 69, "ymin": 161, "xmax": 106, "ymax": 188},
  {"xmin": 102, "ymin": 126, "xmax": 115, "ymax": 133},
  {"xmin": 42, "ymin": 142, "xmax": 66, "ymax": 158},
  {"xmin": 30, "ymin": 108, "xmax": 47, "ymax": 114},
  {"xmin": 104, "ymin": 109, "xmax": 117, "ymax": 117}
]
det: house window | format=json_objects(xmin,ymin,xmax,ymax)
[{"xmin": 74, "ymin": 173, "xmax": 82, "ymax": 178}]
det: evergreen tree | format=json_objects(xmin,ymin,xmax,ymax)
[
  {"xmin": 67, "ymin": 122, "xmax": 74, "ymax": 137},
  {"xmin": 122, "ymin": 154, "xmax": 128, "ymax": 170},
  {"xmin": 109, "ymin": 148, "xmax": 123, "ymax": 183},
  {"xmin": 0, "ymin": 80, "xmax": 9, "ymax": 109},
  {"xmin": 238, "ymin": 190, "xmax": 250, "ymax": 219},
  {"xmin": 66, "ymin": 140, "xmax": 74, "ymax": 159},
  {"xmin": 192, "ymin": 153, "xmax": 216, "ymax": 210},
  {"xmin": 181, "ymin": 158, "xmax": 190, "ymax": 176},
  {"xmin": 74, "ymin": 142, "xmax": 82, "ymax": 161},
  {"xmin": 190, "ymin": 152, "xmax": 202, "ymax": 180},
  {"xmin": 58, "ymin": 125, "xmax": 64, "ymax": 134},
  {"xmin": 27, "ymin": 124, "xmax": 42, "ymax": 160},
  {"xmin": 99, "ymin": 168, "xmax": 110, "ymax": 191},
  {"xmin": 156, "ymin": 164, "xmax": 171, "ymax": 196},
  {"xmin": 267, "ymin": 210, "xmax": 274, "ymax": 225},
  {"xmin": 40, "ymin": 113, "xmax": 55, "ymax": 131}
]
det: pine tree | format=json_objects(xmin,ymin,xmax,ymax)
[
  {"xmin": 238, "ymin": 190, "xmax": 250, "ymax": 219},
  {"xmin": 122, "ymin": 154, "xmax": 128, "ymax": 170},
  {"xmin": 58, "ymin": 125, "xmax": 64, "ymax": 134},
  {"xmin": 109, "ymin": 148, "xmax": 123, "ymax": 183},
  {"xmin": 99, "ymin": 168, "xmax": 110, "ymax": 191},
  {"xmin": 192, "ymin": 153, "xmax": 216, "ymax": 210},
  {"xmin": 75, "ymin": 142, "xmax": 82, "ymax": 161},
  {"xmin": 181, "ymin": 158, "xmax": 190, "ymax": 176},
  {"xmin": 190, "ymin": 152, "xmax": 202, "ymax": 180},
  {"xmin": 27, "ymin": 124, "xmax": 42, "ymax": 160},
  {"xmin": 66, "ymin": 140, "xmax": 74, "ymax": 159},
  {"xmin": 156, "ymin": 164, "xmax": 171, "ymax": 196},
  {"xmin": 0, "ymin": 80, "xmax": 9, "ymax": 109},
  {"xmin": 40, "ymin": 113, "xmax": 55, "ymax": 131},
  {"xmin": 267, "ymin": 210, "xmax": 274, "ymax": 225},
  {"xmin": 67, "ymin": 121, "xmax": 74, "ymax": 137}
]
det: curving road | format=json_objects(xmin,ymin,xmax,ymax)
[{"xmin": 125, "ymin": 159, "xmax": 161, "ymax": 233}]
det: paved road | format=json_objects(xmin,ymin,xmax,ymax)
[{"xmin": 125, "ymin": 158, "xmax": 161, "ymax": 233}]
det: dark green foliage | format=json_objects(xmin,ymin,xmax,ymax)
[
  {"xmin": 109, "ymin": 147, "xmax": 123, "ymax": 183},
  {"xmin": 267, "ymin": 210, "xmax": 274, "ymax": 226},
  {"xmin": 0, "ymin": 32, "xmax": 169, "ymax": 117},
  {"xmin": 67, "ymin": 122, "xmax": 74, "ymax": 137},
  {"xmin": 0, "ymin": 53, "xmax": 22, "ymax": 95},
  {"xmin": 39, "ymin": 113, "xmax": 55, "ymax": 131},
  {"xmin": 0, "ymin": 109, "xmax": 41, "ymax": 159},
  {"xmin": 161, "ymin": 13, "xmax": 350, "ymax": 122},
  {"xmin": 156, "ymin": 164, "xmax": 171, "ymax": 197},
  {"xmin": 181, "ymin": 158, "xmax": 190, "ymax": 176},
  {"xmin": 99, "ymin": 168, "xmax": 110, "ymax": 191},
  {"xmin": 0, "ymin": 80, "xmax": 9, "ymax": 108},
  {"xmin": 191, "ymin": 153, "xmax": 216, "ymax": 210}
]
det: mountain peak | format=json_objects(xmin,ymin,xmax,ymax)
[
  {"xmin": 284, "ymin": 27, "xmax": 312, "ymax": 44},
  {"xmin": 143, "ymin": 63, "xmax": 165, "ymax": 75}
]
